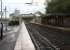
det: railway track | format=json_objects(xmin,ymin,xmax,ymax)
[
  {"xmin": 26, "ymin": 24, "xmax": 60, "ymax": 50},
  {"xmin": 31, "ymin": 24, "xmax": 70, "ymax": 47}
]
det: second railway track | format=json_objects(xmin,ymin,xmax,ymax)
[{"xmin": 26, "ymin": 23, "xmax": 60, "ymax": 50}]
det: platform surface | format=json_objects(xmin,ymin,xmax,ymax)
[{"xmin": 14, "ymin": 22, "xmax": 36, "ymax": 50}]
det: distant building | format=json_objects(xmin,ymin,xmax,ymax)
[
  {"xmin": 10, "ymin": 13, "xmax": 35, "ymax": 22},
  {"xmin": 10, "ymin": 10, "xmax": 43, "ymax": 23},
  {"xmin": 9, "ymin": 9, "xmax": 20, "ymax": 21}
]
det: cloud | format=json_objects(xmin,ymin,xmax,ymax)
[{"xmin": 2, "ymin": 0, "xmax": 46, "ymax": 14}]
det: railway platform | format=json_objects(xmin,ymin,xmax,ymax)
[{"xmin": 14, "ymin": 22, "xmax": 36, "ymax": 50}]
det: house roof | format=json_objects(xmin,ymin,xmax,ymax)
[
  {"xmin": 10, "ymin": 13, "xmax": 35, "ymax": 18},
  {"xmin": 21, "ymin": 14, "xmax": 35, "ymax": 17}
]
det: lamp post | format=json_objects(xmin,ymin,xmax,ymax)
[
  {"xmin": 0, "ymin": 0, "xmax": 3, "ymax": 40},
  {"xmin": 5, "ymin": 6, "xmax": 7, "ymax": 31}
]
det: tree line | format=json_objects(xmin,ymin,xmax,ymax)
[{"xmin": 47, "ymin": 0, "xmax": 70, "ymax": 13}]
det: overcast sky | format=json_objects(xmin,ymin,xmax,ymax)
[
  {"xmin": 0, "ymin": 0, "xmax": 46, "ymax": 15},
  {"xmin": 3, "ymin": 0, "xmax": 45, "ymax": 13}
]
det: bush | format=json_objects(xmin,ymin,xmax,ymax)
[{"xmin": 8, "ymin": 21, "xmax": 19, "ymax": 26}]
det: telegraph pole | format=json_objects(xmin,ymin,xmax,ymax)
[
  {"xmin": 1, "ymin": 0, "xmax": 2, "ymax": 21},
  {"xmin": 0, "ymin": 0, "xmax": 3, "ymax": 40},
  {"xmin": 5, "ymin": 6, "xmax": 7, "ymax": 31}
]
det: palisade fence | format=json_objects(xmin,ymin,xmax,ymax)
[{"xmin": 41, "ymin": 13, "xmax": 70, "ymax": 27}]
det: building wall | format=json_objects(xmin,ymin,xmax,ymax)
[{"xmin": 31, "ymin": 17, "xmax": 41, "ymax": 24}]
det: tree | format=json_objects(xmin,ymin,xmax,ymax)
[{"xmin": 47, "ymin": 0, "xmax": 70, "ymax": 13}]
